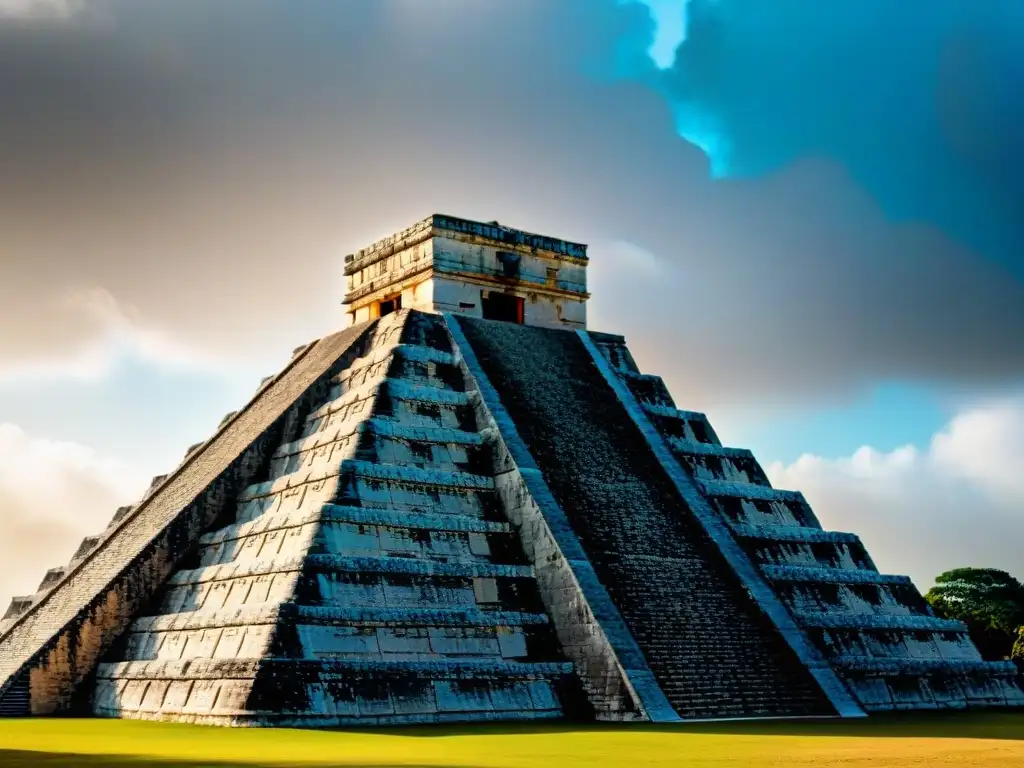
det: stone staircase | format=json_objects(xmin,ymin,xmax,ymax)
[
  {"xmin": 0, "ymin": 672, "xmax": 29, "ymax": 717},
  {"xmin": 93, "ymin": 311, "xmax": 576, "ymax": 726},
  {"xmin": 456, "ymin": 318, "xmax": 835, "ymax": 719},
  {"xmin": 591, "ymin": 333, "xmax": 1024, "ymax": 712}
]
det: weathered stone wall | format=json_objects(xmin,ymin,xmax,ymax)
[
  {"xmin": 428, "ymin": 237, "xmax": 587, "ymax": 328},
  {"xmin": 446, "ymin": 314, "xmax": 665, "ymax": 721},
  {"xmin": 343, "ymin": 215, "xmax": 588, "ymax": 330},
  {"xmin": 0, "ymin": 322, "xmax": 375, "ymax": 715},
  {"xmin": 346, "ymin": 240, "xmax": 436, "ymax": 326}
]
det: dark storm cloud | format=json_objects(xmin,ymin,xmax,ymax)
[
  {"xmin": 0, "ymin": 0, "xmax": 1022, "ymax": 407},
  {"xmin": 663, "ymin": 0, "xmax": 1024, "ymax": 271}
]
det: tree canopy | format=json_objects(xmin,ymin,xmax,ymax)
[{"xmin": 925, "ymin": 568, "xmax": 1024, "ymax": 662}]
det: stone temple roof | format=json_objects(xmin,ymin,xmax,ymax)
[{"xmin": 343, "ymin": 214, "xmax": 588, "ymax": 277}]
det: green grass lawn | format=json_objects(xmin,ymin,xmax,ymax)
[{"xmin": 1, "ymin": 712, "xmax": 1022, "ymax": 767}]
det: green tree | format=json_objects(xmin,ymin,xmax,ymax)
[{"xmin": 925, "ymin": 568, "xmax": 1024, "ymax": 661}]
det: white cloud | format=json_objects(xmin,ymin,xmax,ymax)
[
  {"xmin": 930, "ymin": 401, "xmax": 1024, "ymax": 502},
  {"xmin": 766, "ymin": 398, "xmax": 1024, "ymax": 591},
  {"xmin": 0, "ymin": 423, "xmax": 148, "ymax": 614},
  {"xmin": 0, "ymin": 287, "xmax": 226, "ymax": 384}
]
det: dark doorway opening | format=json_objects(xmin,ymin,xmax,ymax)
[
  {"xmin": 379, "ymin": 294, "xmax": 402, "ymax": 317},
  {"xmin": 481, "ymin": 292, "xmax": 524, "ymax": 324}
]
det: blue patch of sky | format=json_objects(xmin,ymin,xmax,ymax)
[
  {"xmin": 631, "ymin": 0, "xmax": 688, "ymax": 70},
  {"xmin": 624, "ymin": 1, "xmax": 735, "ymax": 176},
  {"xmin": 725, "ymin": 383, "xmax": 951, "ymax": 466},
  {"xmin": 0, "ymin": 360, "xmax": 261, "ymax": 473}
]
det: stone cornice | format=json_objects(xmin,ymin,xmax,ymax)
[
  {"xmin": 344, "ymin": 217, "xmax": 436, "ymax": 277},
  {"xmin": 343, "ymin": 263, "xmax": 590, "ymax": 307},
  {"xmin": 343, "ymin": 214, "xmax": 588, "ymax": 277}
]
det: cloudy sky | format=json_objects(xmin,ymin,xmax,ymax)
[{"xmin": 0, "ymin": 0, "xmax": 1021, "ymax": 607}]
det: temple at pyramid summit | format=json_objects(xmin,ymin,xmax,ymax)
[{"xmin": 1, "ymin": 213, "xmax": 1022, "ymax": 725}]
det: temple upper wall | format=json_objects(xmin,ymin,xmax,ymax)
[{"xmin": 342, "ymin": 214, "xmax": 588, "ymax": 330}]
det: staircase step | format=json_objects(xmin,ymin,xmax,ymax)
[
  {"xmin": 832, "ymin": 657, "xmax": 1020, "ymax": 675},
  {"xmin": 268, "ymin": 423, "xmax": 484, "ymax": 482},
  {"xmin": 342, "ymin": 460, "xmax": 493, "ymax": 490},
  {"xmin": 666, "ymin": 437, "xmax": 755, "ymax": 461},
  {"xmin": 131, "ymin": 604, "xmax": 280, "ymax": 633},
  {"xmin": 330, "ymin": 346, "xmax": 463, "ymax": 407},
  {"xmin": 793, "ymin": 612, "xmax": 966, "ymax": 632},
  {"xmin": 129, "ymin": 605, "xmax": 549, "ymax": 634},
  {"xmin": 335, "ymin": 343, "xmax": 456, "ymax": 387},
  {"xmin": 238, "ymin": 460, "xmax": 494, "ymax": 503},
  {"xmin": 307, "ymin": 379, "xmax": 471, "ymax": 426},
  {"xmin": 730, "ymin": 523, "xmax": 858, "ymax": 545},
  {"xmin": 288, "ymin": 605, "xmax": 549, "ymax": 627},
  {"xmin": 96, "ymin": 657, "xmax": 574, "ymax": 681},
  {"xmin": 761, "ymin": 564, "xmax": 913, "ymax": 586},
  {"xmin": 0, "ymin": 673, "xmax": 29, "ymax": 716},
  {"xmin": 699, "ymin": 480, "xmax": 804, "ymax": 503},
  {"xmin": 201, "ymin": 506, "xmax": 508, "ymax": 549},
  {"xmin": 317, "ymin": 505, "xmax": 507, "ymax": 532},
  {"xmin": 364, "ymin": 420, "xmax": 482, "ymax": 445},
  {"xmin": 168, "ymin": 554, "xmax": 534, "ymax": 585}
]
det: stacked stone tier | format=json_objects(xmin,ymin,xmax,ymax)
[
  {"xmin": 596, "ymin": 337, "xmax": 1024, "ymax": 712},
  {"xmin": 94, "ymin": 311, "xmax": 575, "ymax": 726},
  {"xmin": 0, "ymin": 321, "xmax": 375, "ymax": 716},
  {"xmin": 0, "ymin": 340, "xmax": 426, "ymax": 642},
  {"xmin": 0, "ymin": 598, "xmax": 34, "ymax": 636}
]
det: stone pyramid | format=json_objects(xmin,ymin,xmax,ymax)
[{"xmin": 1, "ymin": 215, "xmax": 1021, "ymax": 725}]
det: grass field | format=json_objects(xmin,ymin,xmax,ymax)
[{"xmin": 1, "ymin": 712, "xmax": 1022, "ymax": 767}]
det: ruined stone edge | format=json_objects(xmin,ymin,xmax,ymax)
[
  {"xmin": 0, "ymin": 333, "xmax": 325, "ymax": 649},
  {"xmin": 444, "ymin": 313, "xmax": 680, "ymax": 724},
  {"xmin": 344, "ymin": 214, "xmax": 588, "ymax": 276},
  {"xmin": 575, "ymin": 328, "xmax": 867, "ymax": 720},
  {"xmin": 0, "ymin": 322, "xmax": 376, "ymax": 708}
]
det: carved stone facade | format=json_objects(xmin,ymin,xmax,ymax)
[
  {"xmin": 1, "ymin": 216, "xmax": 1021, "ymax": 723},
  {"xmin": 343, "ymin": 215, "xmax": 588, "ymax": 331}
]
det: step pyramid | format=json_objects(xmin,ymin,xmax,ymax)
[{"xmin": 1, "ymin": 214, "xmax": 1021, "ymax": 725}]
